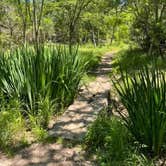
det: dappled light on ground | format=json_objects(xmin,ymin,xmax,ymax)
[
  {"xmin": 49, "ymin": 52, "xmax": 112, "ymax": 141},
  {"xmin": 0, "ymin": 143, "xmax": 92, "ymax": 166}
]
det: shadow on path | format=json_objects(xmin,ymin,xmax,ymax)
[{"xmin": 49, "ymin": 52, "xmax": 113, "ymax": 141}]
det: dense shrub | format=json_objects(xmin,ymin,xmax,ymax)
[
  {"xmin": 85, "ymin": 113, "xmax": 130, "ymax": 164},
  {"xmin": 85, "ymin": 111, "xmax": 153, "ymax": 165},
  {"xmin": 0, "ymin": 45, "xmax": 89, "ymax": 151},
  {"xmin": 114, "ymin": 66, "xmax": 166, "ymax": 155},
  {"xmin": 0, "ymin": 46, "xmax": 87, "ymax": 111},
  {"xmin": 131, "ymin": 1, "xmax": 166, "ymax": 57}
]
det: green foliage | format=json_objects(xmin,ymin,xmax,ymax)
[
  {"xmin": 85, "ymin": 111, "xmax": 153, "ymax": 166},
  {"xmin": 27, "ymin": 97, "xmax": 55, "ymax": 129},
  {"xmin": 111, "ymin": 48, "xmax": 150, "ymax": 72},
  {"xmin": 79, "ymin": 45, "xmax": 102, "ymax": 70},
  {"xmin": 111, "ymin": 48, "xmax": 166, "ymax": 74},
  {"xmin": 114, "ymin": 66, "xmax": 166, "ymax": 155},
  {"xmin": 0, "ymin": 45, "xmax": 88, "ymax": 151},
  {"xmin": 0, "ymin": 0, "xmax": 132, "ymax": 48},
  {"xmin": 130, "ymin": 0, "xmax": 166, "ymax": 56},
  {"xmin": 85, "ymin": 113, "xmax": 130, "ymax": 164},
  {"xmin": 31, "ymin": 127, "xmax": 48, "ymax": 142},
  {"xmin": 0, "ymin": 46, "xmax": 87, "ymax": 110},
  {"xmin": 85, "ymin": 111, "xmax": 114, "ymax": 150},
  {"xmin": 0, "ymin": 99, "xmax": 26, "ymax": 152}
]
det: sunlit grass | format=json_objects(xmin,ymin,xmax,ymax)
[{"xmin": 111, "ymin": 48, "xmax": 166, "ymax": 74}]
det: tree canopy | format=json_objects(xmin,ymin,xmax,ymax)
[{"xmin": 0, "ymin": 0, "xmax": 165, "ymax": 55}]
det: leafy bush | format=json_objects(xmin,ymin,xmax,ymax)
[
  {"xmin": 85, "ymin": 111, "xmax": 113, "ymax": 150},
  {"xmin": 111, "ymin": 49, "xmax": 149, "ymax": 73},
  {"xmin": 114, "ymin": 66, "xmax": 166, "ymax": 155},
  {"xmin": 130, "ymin": 0, "xmax": 166, "ymax": 57}
]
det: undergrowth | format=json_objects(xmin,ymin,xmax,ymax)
[
  {"xmin": 85, "ymin": 110, "xmax": 154, "ymax": 166},
  {"xmin": 111, "ymin": 48, "xmax": 166, "ymax": 74}
]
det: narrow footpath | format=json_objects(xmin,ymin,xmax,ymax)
[
  {"xmin": 49, "ymin": 52, "xmax": 112, "ymax": 141},
  {"xmin": 0, "ymin": 52, "xmax": 113, "ymax": 166}
]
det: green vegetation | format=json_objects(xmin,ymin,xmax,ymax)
[
  {"xmin": 85, "ymin": 110, "xmax": 154, "ymax": 166},
  {"xmin": 0, "ymin": 45, "xmax": 87, "ymax": 151},
  {"xmin": 0, "ymin": 44, "xmax": 110, "ymax": 152},
  {"xmin": 0, "ymin": 46, "xmax": 87, "ymax": 109},
  {"xmin": 114, "ymin": 67, "xmax": 166, "ymax": 156},
  {"xmin": 131, "ymin": 0, "xmax": 166, "ymax": 57},
  {"xmin": 0, "ymin": 99, "xmax": 27, "ymax": 154},
  {"xmin": 79, "ymin": 45, "xmax": 104, "ymax": 71},
  {"xmin": 0, "ymin": 0, "xmax": 166, "ymax": 165},
  {"xmin": 112, "ymin": 48, "xmax": 166, "ymax": 74}
]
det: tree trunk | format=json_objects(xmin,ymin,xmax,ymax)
[
  {"xmin": 69, "ymin": 25, "xmax": 75, "ymax": 54},
  {"xmin": 92, "ymin": 28, "xmax": 96, "ymax": 47}
]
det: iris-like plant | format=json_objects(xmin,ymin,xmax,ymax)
[
  {"xmin": 113, "ymin": 67, "xmax": 166, "ymax": 155},
  {"xmin": 0, "ymin": 45, "xmax": 87, "ymax": 111}
]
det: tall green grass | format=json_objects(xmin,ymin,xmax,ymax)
[
  {"xmin": 85, "ymin": 110, "xmax": 153, "ymax": 166},
  {"xmin": 0, "ymin": 98, "xmax": 26, "ymax": 153},
  {"xmin": 0, "ymin": 45, "xmax": 89, "ymax": 152},
  {"xmin": 0, "ymin": 46, "xmax": 87, "ymax": 111},
  {"xmin": 113, "ymin": 66, "xmax": 166, "ymax": 155}
]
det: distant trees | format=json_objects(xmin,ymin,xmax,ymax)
[
  {"xmin": 0, "ymin": 0, "xmax": 19, "ymax": 48},
  {"xmin": 15, "ymin": 0, "xmax": 45, "ymax": 49},
  {"xmin": 130, "ymin": 0, "xmax": 166, "ymax": 57},
  {"xmin": 77, "ymin": 0, "xmax": 130, "ymax": 46},
  {"xmin": 0, "ymin": 0, "xmax": 133, "ymax": 48},
  {"xmin": 1, "ymin": 0, "xmax": 165, "ymax": 55},
  {"xmin": 15, "ymin": 0, "xmax": 28, "ymax": 44}
]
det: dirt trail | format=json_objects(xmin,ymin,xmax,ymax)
[
  {"xmin": 0, "ymin": 52, "xmax": 113, "ymax": 166},
  {"xmin": 49, "ymin": 52, "xmax": 112, "ymax": 141}
]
